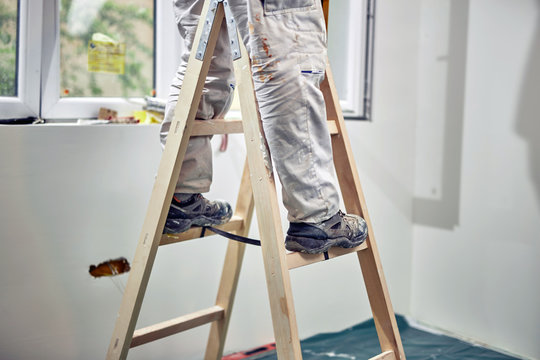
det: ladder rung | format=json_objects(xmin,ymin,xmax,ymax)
[
  {"xmin": 369, "ymin": 350, "xmax": 395, "ymax": 360},
  {"xmin": 190, "ymin": 119, "xmax": 338, "ymax": 136},
  {"xmin": 287, "ymin": 242, "xmax": 368, "ymax": 270},
  {"xmin": 130, "ymin": 306, "xmax": 225, "ymax": 348},
  {"xmin": 160, "ymin": 215, "xmax": 245, "ymax": 246},
  {"xmin": 327, "ymin": 120, "xmax": 338, "ymax": 134},
  {"xmin": 192, "ymin": 119, "xmax": 243, "ymax": 136}
]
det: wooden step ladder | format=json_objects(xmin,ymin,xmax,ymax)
[{"xmin": 107, "ymin": 0, "xmax": 405, "ymax": 359}]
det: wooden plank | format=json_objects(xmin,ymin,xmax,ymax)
[
  {"xmin": 191, "ymin": 119, "xmax": 244, "ymax": 136},
  {"xmin": 369, "ymin": 351, "xmax": 396, "ymax": 360},
  {"xmin": 287, "ymin": 242, "xmax": 368, "ymax": 270},
  {"xmin": 106, "ymin": 3, "xmax": 226, "ymax": 360},
  {"xmin": 205, "ymin": 160, "xmax": 255, "ymax": 359},
  {"xmin": 130, "ymin": 306, "xmax": 225, "ymax": 348},
  {"xmin": 321, "ymin": 65, "xmax": 406, "ymax": 360},
  {"xmin": 233, "ymin": 38, "xmax": 303, "ymax": 359},
  {"xmin": 189, "ymin": 119, "xmax": 336, "ymax": 136},
  {"xmin": 159, "ymin": 216, "xmax": 244, "ymax": 246},
  {"xmin": 327, "ymin": 120, "xmax": 338, "ymax": 135}
]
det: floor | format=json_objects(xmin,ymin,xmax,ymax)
[{"xmin": 223, "ymin": 316, "xmax": 520, "ymax": 360}]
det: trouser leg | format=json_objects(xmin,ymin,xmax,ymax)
[
  {"xmin": 229, "ymin": 0, "xmax": 340, "ymax": 223},
  {"xmin": 161, "ymin": 0, "xmax": 235, "ymax": 194}
]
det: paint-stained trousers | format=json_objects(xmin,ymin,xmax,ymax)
[{"xmin": 161, "ymin": 0, "xmax": 339, "ymax": 223}]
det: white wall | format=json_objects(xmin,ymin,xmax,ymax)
[{"xmin": 411, "ymin": 1, "xmax": 540, "ymax": 359}]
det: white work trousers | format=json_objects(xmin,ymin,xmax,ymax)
[{"xmin": 161, "ymin": 0, "xmax": 339, "ymax": 223}]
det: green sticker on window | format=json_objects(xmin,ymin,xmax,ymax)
[{"xmin": 88, "ymin": 33, "xmax": 125, "ymax": 74}]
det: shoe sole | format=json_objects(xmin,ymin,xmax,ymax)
[
  {"xmin": 334, "ymin": 233, "xmax": 368, "ymax": 249},
  {"xmin": 285, "ymin": 234, "xmax": 367, "ymax": 254},
  {"xmin": 284, "ymin": 236, "xmax": 338, "ymax": 254},
  {"xmin": 192, "ymin": 215, "xmax": 231, "ymax": 228},
  {"xmin": 164, "ymin": 215, "xmax": 232, "ymax": 235}
]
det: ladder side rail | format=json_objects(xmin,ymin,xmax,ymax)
[
  {"xmin": 233, "ymin": 39, "xmax": 303, "ymax": 359},
  {"xmin": 106, "ymin": 3, "xmax": 226, "ymax": 359},
  {"xmin": 321, "ymin": 65, "xmax": 406, "ymax": 360},
  {"xmin": 369, "ymin": 350, "xmax": 397, "ymax": 360},
  {"xmin": 204, "ymin": 160, "xmax": 255, "ymax": 359}
]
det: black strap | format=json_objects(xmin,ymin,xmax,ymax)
[
  {"xmin": 202, "ymin": 226, "xmax": 331, "ymax": 262},
  {"xmin": 204, "ymin": 226, "xmax": 261, "ymax": 246}
]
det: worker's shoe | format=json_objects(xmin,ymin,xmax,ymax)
[
  {"xmin": 163, "ymin": 193, "xmax": 233, "ymax": 234},
  {"xmin": 285, "ymin": 211, "xmax": 368, "ymax": 254}
]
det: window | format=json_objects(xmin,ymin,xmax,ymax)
[
  {"xmin": 1, "ymin": 0, "xmax": 374, "ymax": 121},
  {"xmin": 42, "ymin": 0, "xmax": 157, "ymax": 119},
  {"xmin": 59, "ymin": 0, "xmax": 154, "ymax": 98},
  {"xmin": 0, "ymin": 0, "xmax": 172, "ymax": 120},
  {"xmin": 327, "ymin": 0, "xmax": 375, "ymax": 120}
]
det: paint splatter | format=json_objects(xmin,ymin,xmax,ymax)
[
  {"xmin": 89, "ymin": 257, "xmax": 130, "ymax": 278},
  {"xmin": 258, "ymin": 74, "xmax": 273, "ymax": 82},
  {"xmin": 261, "ymin": 37, "xmax": 272, "ymax": 58}
]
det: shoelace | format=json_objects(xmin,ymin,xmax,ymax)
[
  {"xmin": 189, "ymin": 194, "xmax": 219, "ymax": 214},
  {"xmin": 337, "ymin": 210, "xmax": 356, "ymax": 236}
]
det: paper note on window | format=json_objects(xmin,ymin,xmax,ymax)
[{"xmin": 88, "ymin": 33, "xmax": 125, "ymax": 74}]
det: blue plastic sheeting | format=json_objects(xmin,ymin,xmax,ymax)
[{"xmin": 249, "ymin": 316, "xmax": 519, "ymax": 360}]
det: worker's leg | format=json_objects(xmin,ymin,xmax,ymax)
[
  {"xmin": 161, "ymin": 0, "xmax": 235, "ymax": 194},
  {"xmin": 229, "ymin": 0, "xmax": 367, "ymax": 252},
  {"xmin": 230, "ymin": 0, "xmax": 337, "ymax": 223},
  {"xmin": 161, "ymin": 0, "xmax": 234, "ymax": 233}
]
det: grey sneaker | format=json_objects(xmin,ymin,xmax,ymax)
[
  {"xmin": 163, "ymin": 193, "xmax": 233, "ymax": 234},
  {"xmin": 285, "ymin": 211, "xmax": 368, "ymax": 254}
]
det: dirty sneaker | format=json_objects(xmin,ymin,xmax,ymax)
[
  {"xmin": 163, "ymin": 193, "xmax": 233, "ymax": 234},
  {"xmin": 285, "ymin": 211, "xmax": 368, "ymax": 254}
]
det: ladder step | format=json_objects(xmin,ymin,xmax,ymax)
[
  {"xmin": 287, "ymin": 242, "xmax": 368, "ymax": 270},
  {"xmin": 192, "ymin": 119, "xmax": 243, "ymax": 136},
  {"xmin": 191, "ymin": 119, "xmax": 338, "ymax": 136},
  {"xmin": 160, "ymin": 215, "xmax": 245, "ymax": 246},
  {"xmin": 130, "ymin": 306, "xmax": 225, "ymax": 348},
  {"xmin": 162, "ymin": 215, "xmax": 367, "ymax": 258},
  {"xmin": 327, "ymin": 120, "xmax": 338, "ymax": 135},
  {"xmin": 369, "ymin": 350, "xmax": 395, "ymax": 360}
]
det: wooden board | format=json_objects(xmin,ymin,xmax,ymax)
[
  {"xmin": 190, "ymin": 119, "xmax": 337, "ymax": 136},
  {"xmin": 204, "ymin": 160, "xmax": 255, "ymax": 359},
  {"xmin": 233, "ymin": 38, "xmax": 303, "ymax": 360},
  {"xmin": 130, "ymin": 306, "xmax": 224, "ymax": 348},
  {"xmin": 369, "ymin": 351, "xmax": 396, "ymax": 360},
  {"xmin": 287, "ymin": 243, "xmax": 368, "ymax": 270},
  {"xmin": 106, "ymin": 2, "xmax": 226, "ymax": 359},
  {"xmin": 159, "ymin": 216, "xmax": 244, "ymax": 246},
  {"xmin": 321, "ymin": 65, "xmax": 406, "ymax": 359}
]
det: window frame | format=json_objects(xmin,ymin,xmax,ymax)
[
  {"xmin": 327, "ymin": 0, "xmax": 375, "ymax": 120},
  {"xmin": 0, "ymin": 0, "xmax": 42, "ymax": 120}
]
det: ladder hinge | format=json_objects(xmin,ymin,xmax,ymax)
[{"xmin": 196, "ymin": 0, "xmax": 241, "ymax": 61}]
